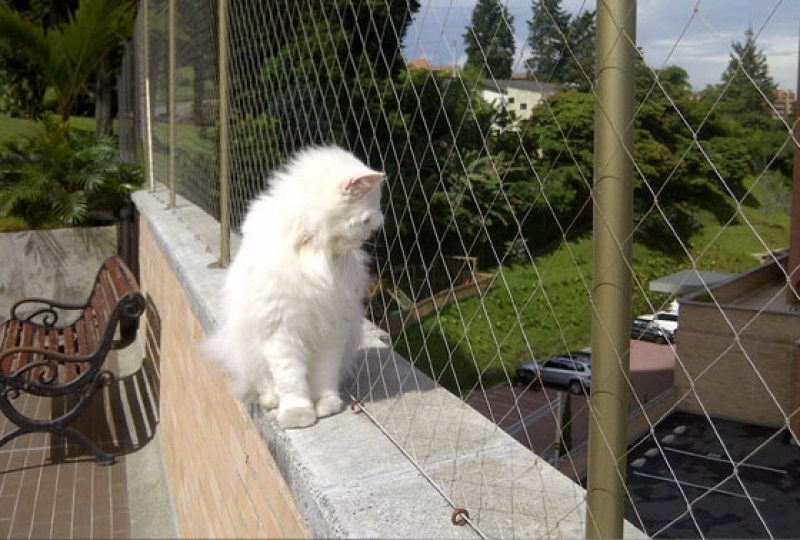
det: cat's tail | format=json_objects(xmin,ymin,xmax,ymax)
[{"xmin": 202, "ymin": 328, "xmax": 259, "ymax": 402}]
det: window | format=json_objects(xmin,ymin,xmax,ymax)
[{"xmin": 519, "ymin": 103, "xmax": 527, "ymax": 111}]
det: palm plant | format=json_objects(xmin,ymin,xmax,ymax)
[
  {"xmin": 0, "ymin": 117, "xmax": 143, "ymax": 229},
  {"xmin": 0, "ymin": 0, "xmax": 136, "ymax": 124}
]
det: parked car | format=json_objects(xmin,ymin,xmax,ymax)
[
  {"xmin": 630, "ymin": 317, "xmax": 674, "ymax": 344},
  {"xmin": 513, "ymin": 351, "xmax": 592, "ymax": 395},
  {"xmin": 638, "ymin": 310, "xmax": 678, "ymax": 336}
]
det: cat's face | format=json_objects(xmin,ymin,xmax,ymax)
[
  {"xmin": 330, "ymin": 171, "xmax": 384, "ymax": 253},
  {"xmin": 280, "ymin": 147, "xmax": 384, "ymax": 255}
]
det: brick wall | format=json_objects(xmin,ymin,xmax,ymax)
[
  {"xmin": 675, "ymin": 302, "xmax": 799, "ymax": 427},
  {"xmin": 138, "ymin": 220, "xmax": 308, "ymax": 538}
]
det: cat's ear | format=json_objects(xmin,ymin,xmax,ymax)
[{"xmin": 343, "ymin": 172, "xmax": 383, "ymax": 199}]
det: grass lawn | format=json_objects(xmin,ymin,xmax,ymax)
[
  {"xmin": 393, "ymin": 175, "xmax": 790, "ymax": 396},
  {"xmin": 0, "ymin": 114, "xmax": 106, "ymax": 141},
  {"xmin": 0, "ymin": 115, "xmax": 46, "ymax": 140}
]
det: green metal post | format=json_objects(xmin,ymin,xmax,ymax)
[
  {"xmin": 218, "ymin": 0, "xmax": 231, "ymax": 267},
  {"xmin": 142, "ymin": 0, "xmax": 155, "ymax": 191},
  {"xmin": 168, "ymin": 0, "xmax": 176, "ymax": 208},
  {"xmin": 586, "ymin": 0, "xmax": 637, "ymax": 537}
]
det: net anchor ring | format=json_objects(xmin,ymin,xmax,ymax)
[
  {"xmin": 451, "ymin": 507, "xmax": 470, "ymax": 526},
  {"xmin": 349, "ymin": 396, "xmax": 364, "ymax": 414}
]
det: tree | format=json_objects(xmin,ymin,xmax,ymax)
[
  {"xmin": 713, "ymin": 26, "xmax": 777, "ymax": 128},
  {"xmin": 0, "ymin": 0, "xmax": 135, "ymax": 126},
  {"xmin": 523, "ymin": 90, "xmax": 595, "ymax": 240},
  {"xmin": 526, "ymin": 0, "xmax": 595, "ymax": 89},
  {"xmin": 248, "ymin": 0, "xmax": 420, "ymax": 156},
  {"xmin": 697, "ymin": 27, "xmax": 789, "ymax": 194},
  {"xmin": 0, "ymin": 0, "xmax": 78, "ymax": 118},
  {"xmin": 462, "ymin": 0, "xmax": 516, "ymax": 79},
  {"xmin": 558, "ymin": 9, "xmax": 595, "ymax": 88},
  {"xmin": 375, "ymin": 68, "xmax": 498, "ymax": 265}
]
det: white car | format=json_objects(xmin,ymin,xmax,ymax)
[{"xmin": 639, "ymin": 310, "xmax": 678, "ymax": 336}]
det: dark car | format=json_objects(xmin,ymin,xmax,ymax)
[
  {"xmin": 512, "ymin": 351, "xmax": 592, "ymax": 395},
  {"xmin": 631, "ymin": 317, "xmax": 674, "ymax": 344}
]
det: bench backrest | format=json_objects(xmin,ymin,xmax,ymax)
[
  {"xmin": 83, "ymin": 255, "xmax": 141, "ymax": 353},
  {"xmin": 0, "ymin": 255, "xmax": 144, "ymax": 391}
]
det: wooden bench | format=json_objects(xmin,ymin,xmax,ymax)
[{"xmin": 0, "ymin": 255, "xmax": 145, "ymax": 465}]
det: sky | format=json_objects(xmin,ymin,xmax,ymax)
[{"xmin": 403, "ymin": 0, "xmax": 799, "ymax": 91}]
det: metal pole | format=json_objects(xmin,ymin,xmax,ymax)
[
  {"xmin": 168, "ymin": 0, "xmax": 176, "ymax": 208},
  {"xmin": 142, "ymin": 0, "xmax": 155, "ymax": 191},
  {"xmin": 218, "ymin": 0, "xmax": 231, "ymax": 266},
  {"xmin": 553, "ymin": 391, "xmax": 563, "ymax": 464},
  {"xmin": 586, "ymin": 0, "xmax": 636, "ymax": 538},
  {"xmin": 785, "ymin": 23, "xmax": 800, "ymax": 306}
]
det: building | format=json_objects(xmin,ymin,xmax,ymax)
[
  {"xmin": 675, "ymin": 253, "xmax": 800, "ymax": 437},
  {"xmin": 407, "ymin": 58, "xmax": 457, "ymax": 77},
  {"xmin": 669, "ymin": 81, "xmax": 798, "ymax": 438},
  {"xmin": 480, "ymin": 79, "xmax": 561, "ymax": 131},
  {"xmin": 773, "ymin": 88, "xmax": 795, "ymax": 119}
]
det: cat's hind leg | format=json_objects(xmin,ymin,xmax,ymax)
[{"xmin": 315, "ymin": 393, "xmax": 344, "ymax": 418}]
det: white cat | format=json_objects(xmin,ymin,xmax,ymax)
[{"xmin": 205, "ymin": 146, "xmax": 384, "ymax": 429}]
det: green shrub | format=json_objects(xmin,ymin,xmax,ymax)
[{"xmin": 0, "ymin": 116, "xmax": 142, "ymax": 228}]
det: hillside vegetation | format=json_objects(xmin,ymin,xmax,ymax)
[{"xmin": 393, "ymin": 176, "xmax": 789, "ymax": 395}]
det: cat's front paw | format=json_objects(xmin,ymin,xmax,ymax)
[
  {"xmin": 259, "ymin": 391, "xmax": 279, "ymax": 410},
  {"xmin": 277, "ymin": 406, "xmax": 317, "ymax": 429},
  {"xmin": 315, "ymin": 394, "xmax": 344, "ymax": 418}
]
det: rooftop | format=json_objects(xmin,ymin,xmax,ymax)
[
  {"xmin": 625, "ymin": 410, "xmax": 800, "ymax": 538},
  {"xmin": 481, "ymin": 79, "xmax": 562, "ymax": 95}
]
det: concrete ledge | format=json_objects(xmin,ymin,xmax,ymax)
[{"xmin": 132, "ymin": 188, "xmax": 646, "ymax": 538}]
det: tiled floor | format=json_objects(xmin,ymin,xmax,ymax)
[
  {"xmin": 0, "ymin": 342, "xmax": 163, "ymax": 539},
  {"xmin": 0, "ymin": 441, "xmax": 131, "ymax": 539}
]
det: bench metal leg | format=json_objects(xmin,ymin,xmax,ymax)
[
  {"xmin": 56, "ymin": 427, "xmax": 116, "ymax": 465},
  {"xmin": 0, "ymin": 371, "xmax": 117, "ymax": 466}
]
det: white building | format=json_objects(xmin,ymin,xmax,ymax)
[{"xmin": 480, "ymin": 79, "xmax": 561, "ymax": 131}]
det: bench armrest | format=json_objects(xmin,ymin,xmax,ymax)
[
  {"xmin": 0, "ymin": 346, "xmax": 108, "ymax": 396},
  {"xmin": 9, "ymin": 297, "xmax": 86, "ymax": 327}
]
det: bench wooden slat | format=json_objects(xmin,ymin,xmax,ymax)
[
  {"xmin": 30, "ymin": 325, "xmax": 47, "ymax": 383},
  {"xmin": 0, "ymin": 320, "xmax": 20, "ymax": 374},
  {"xmin": 19, "ymin": 320, "xmax": 34, "ymax": 376},
  {"xmin": 89, "ymin": 283, "xmax": 110, "ymax": 340},
  {"xmin": 106, "ymin": 257, "xmax": 130, "ymax": 299}
]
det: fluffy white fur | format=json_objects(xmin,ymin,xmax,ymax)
[{"xmin": 205, "ymin": 146, "xmax": 384, "ymax": 429}]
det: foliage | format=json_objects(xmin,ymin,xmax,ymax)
[
  {"xmin": 395, "ymin": 174, "xmax": 789, "ymax": 396},
  {"xmin": 526, "ymin": 0, "xmax": 595, "ymax": 89},
  {"xmin": 234, "ymin": 0, "xmax": 419, "ymax": 153},
  {"xmin": 374, "ymin": 68, "xmax": 498, "ymax": 268},
  {"xmin": 709, "ymin": 26, "xmax": 777, "ymax": 128},
  {"xmin": 0, "ymin": 0, "xmax": 77, "ymax": 118},
  {"xmin": 0, "ymin": 117, "xmax": 142, "ymax": 228},
  {"xmin": 0, "ymin": 0, "xmax": 135, "ymax": 122},
  {"xmin": 522, "ymin": 90, "xmax": 594, "ymax": 239},
  {"xmin": 0, "ymin": 46, "xmax": 48, "ymax": 118},
  {"xmin": 225, "ymin": 0, "xmax": 423, "ymax": 249},
  {"xmin": 462, "ymin": 0, "xmax": 516, "ymax": 80},
  {"xmin": 393, "ymin": 17, "xmax": 794, "ymax": 396}
]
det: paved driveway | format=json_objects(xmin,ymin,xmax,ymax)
[{"xmin": 466, "ymin": 340, "xmax": 676, "ymax": 459}]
